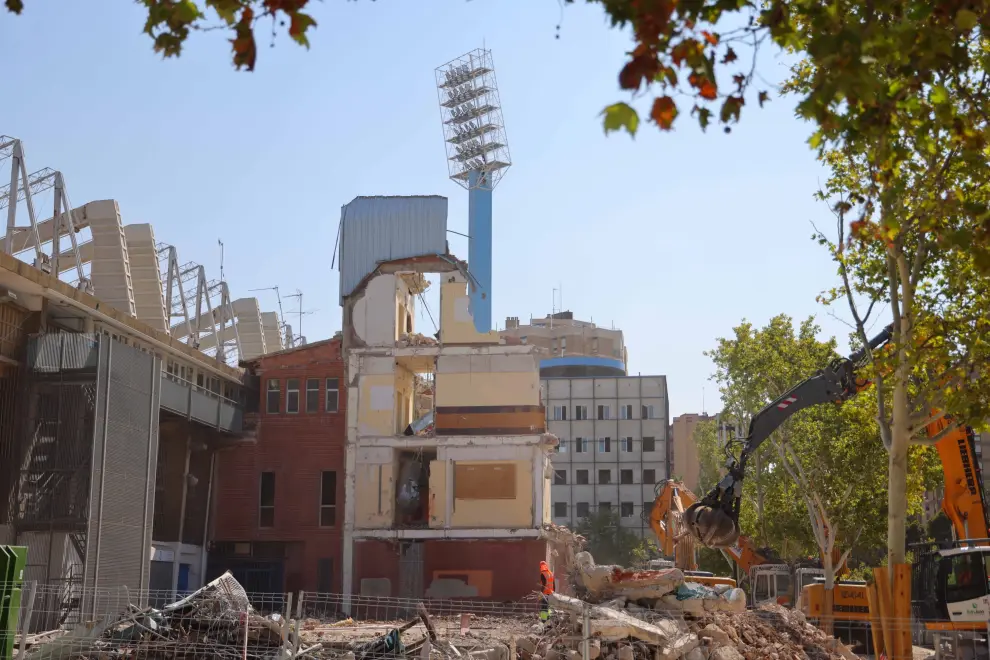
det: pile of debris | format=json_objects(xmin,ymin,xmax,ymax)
[
  {"xmin": 532, "ymin": 552, "xmax": 857, "ymax": 660},
  {"xmin": 399, "ymin": 333, "xmax": 438, "ymax": 347}
]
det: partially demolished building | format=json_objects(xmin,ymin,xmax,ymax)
[{"xmin": 338, "ymin": 196, "xmax": 556, "ymax": 603}]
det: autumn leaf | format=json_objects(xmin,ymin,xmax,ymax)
[
  {"xmin": 758, "ymin": 91, "xmax": 770, "ymax": 107},
  {"xmin": 601, "ymin": 102, "xmax": 640, "ymax": 137},
  {"xmin": 4, "ymin": 0, "xmax": 23, "ymax": 12},
  {"xmin": 288, "ymin": 11, "xmax": 317, "ymax": 47},
  {"xmin": 619, "ymin": 54, "xmax": 658, "ymax": 91},
  {"xmin": 651, "ymin": 96, "xmax": 678, "ymax": 130},
  {"xmin": 721, "ymin": 47, "xmax": 738, "ymax": 64},
  {"xmin": 720, "ymin": 96, "xmax": 744, "ymax": 123},
  {"xmin": 701, "ymin": 30, "xmax": 719, "ymax": 45}
]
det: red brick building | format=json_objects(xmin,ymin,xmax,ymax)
[{"xmin": 210, "ymin": 338, "xmax": 345, "ymax": 594}]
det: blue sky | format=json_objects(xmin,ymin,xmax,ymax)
[{"xmin": 0, "ymin": 0, "xmax": 861, "ymax": 417}]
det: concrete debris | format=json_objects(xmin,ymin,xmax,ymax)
[
  {"xmin": 399, "ymin": 332, "xmax": 438, "ymax": 347},
  {"xmin": 540, "ymin": 553, "xmax": 857, "ymax": 660}
]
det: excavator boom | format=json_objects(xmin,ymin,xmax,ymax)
[{"xmin": 684, "ymin": 322, "xmax": 990, "ymax": 551}]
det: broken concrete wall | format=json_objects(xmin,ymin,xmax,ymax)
[{"xmin": 439, "ymin": 272, "xmax": 499, "ymax": 345}]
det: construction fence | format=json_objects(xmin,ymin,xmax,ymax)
[{"xmin": 6, "ymin": 574, "xmax": 984, "ymax": 660}]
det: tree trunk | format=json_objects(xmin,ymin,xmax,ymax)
[
  {"xmin": 822, "ymin": 557, "xmax": 836, "ymax": 635},
  {"xmin": 888, "ymin": 340, "xmax": 911, "ymax": 566}
]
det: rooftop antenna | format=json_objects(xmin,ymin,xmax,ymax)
[
  {"xmin": 249, "ymin": 285, "xmax": 290, "ymax": 347},
  {"xmin": 218, "ymin": 238, "xmax": 225, "ymax": 282},
  {"xmin": 285, "ymin": 289, "xmax": 318, "ymax": 346},
  {"xmin": 702, "ymin": 386, "xmax": 706, "ymax": 415}
]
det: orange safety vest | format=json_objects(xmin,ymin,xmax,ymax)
[{"xmin": 540, "ymin": 563, "xmax": 555, "ymax": 595}]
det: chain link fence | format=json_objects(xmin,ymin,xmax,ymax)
[{"xmin": 4, "ymin": 578, "xmax": 989, "ymax": 660}]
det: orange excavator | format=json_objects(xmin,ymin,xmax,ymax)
[
  {"xmin": 647, "ymin": 479, "xmax": 835, "ymax": 607},
  {"xmin": 677, "ymin": 323, "xmax": 990, "ymax": 652}
]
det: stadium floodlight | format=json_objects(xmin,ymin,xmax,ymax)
[
  {"xmin": 435, "ymin": 48, "xmax": 511, "ymax": 190},
  {"xmin": 433, "ymin": 48, "xmax": 511, "ymax": 335}
]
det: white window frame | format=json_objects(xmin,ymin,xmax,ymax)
[
  {"xmin": 286, "ymin": 378, "xmax": 300, "ymax": 414},
  {"xmin": 575, "ymin": 437, "xmax": 588, "ymax": 453},
  {"xmin": 553, "ymin": 405, "xmax": 567, "ymax": 421},
  {"xmin": 306, "ymin": 378, "xmax": 320, "ymax": 413},
  {"xmin": 326, "ymin": 378, "xmax": 340, "ymax": 413},
  {"xmin": 575, "ymin": 405, "xmax": 588, "ymax": 420},
  {"xmin": 557, "ymin": 438, "xmax": 568, "ymax": 453},
  {"xmin": 621, "ymin": 437, "xmax": 633, "ymax": 452},
  {"xmin": 598, "ymin": 437, "xmax": 611, "ymax": 453},
  {"xmin": 266, "ymin": 379, "xmax": 280, "ymax": 414},
  {"xmin": 642, "ymin": 404, "xmax": 656, "ymax": 419},
  {"xmin": 598, "ymin": 404, "xmax": 611, "ymax": 420}
]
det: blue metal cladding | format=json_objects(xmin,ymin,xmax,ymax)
[
  {"xmin": 338, "ymin": 195, "xmax": 449, "ymax": 303},
  {"xmin": 467, "ymin": 171, "xmax": 493, "ymax": 333}
]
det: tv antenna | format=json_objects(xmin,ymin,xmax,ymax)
[
  {"xmin": 249, "ymin": 285, "xmax": 291, "ymax": 347},
  {"xmin": 284, "ymin": 289, "xmax": 318, "ymax": 346}
]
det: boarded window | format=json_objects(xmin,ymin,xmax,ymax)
[
  {"xmin": 320, "ymin": 471, "xmax": 337, "ymax": 527},
  {"xmin": 454, "ymin": 463, "xmax": 516, "ymax": 500},
  {"xmin": 259, "ymin": 472, "xmax": 275, "ymax": 528}
]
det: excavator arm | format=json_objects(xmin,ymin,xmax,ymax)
[{"xmin": 684, "ymin": 324, "xmax": 894, "ymax": 548}]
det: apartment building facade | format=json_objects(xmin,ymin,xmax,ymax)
[
  {"xmin": 338, "ymin": 196, "xmax": 555, "ymax": 605},
  {"xmin": 543, "ymin": 375, "xmax": 669, "ymax": 537},
  {"xmin": 210, "ymin": 339, "xmax": 345, "ymax": 594},
  {"xmin": 501, "ymin": 312, "xmax": 628, "ymax": 378},
  {"xmin": 670, "ymin": 413, "xmax": 715, "ymax": 492}
]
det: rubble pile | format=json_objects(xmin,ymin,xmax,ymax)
[{"xmin": 536, "ymin": 552, "xmax": 855, "ymax": 660}]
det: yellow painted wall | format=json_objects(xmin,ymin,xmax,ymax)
[
  {"xmin": 428, "ymin": 460, "xmax": 446, "ymax": 528},
  {"xmin": 439, "ymin": 279, "xmax": 499, "ymax": 344},
  {"xmin": 394, "ymin": 366, "xmax": 415, "ymax": 432},
  {"xmin": 358, "ymin": 374, "xmax": 396, "ymax": 436},
  {"xmin": 355, "ymin": 462, "xmax": 394, "ymax": 528},
  {"xmin": 435, "ymin": 371, "xmax": 540, "ymax": 407},
  {"xmin": 450, "ymin": 460, "xmax": 533, "ymax": 528}
]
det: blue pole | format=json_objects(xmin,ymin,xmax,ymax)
[{"xmin": 467, "ymin": 170, "xmax": 493, "ymax": 333}]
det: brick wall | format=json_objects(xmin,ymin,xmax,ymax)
[
  {"xmin": 352, "ymin": 538, "xmax": 549, "ymax": 601},
  {"xmin": 213, "ymin": 339, "xmax": 346, "ymax": 592}
]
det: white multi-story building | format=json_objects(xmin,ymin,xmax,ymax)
[{"xmin": 543, "ymin": 375, "xmax": 669, "ymax": 537}]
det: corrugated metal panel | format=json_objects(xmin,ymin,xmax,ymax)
[{"xmin": 338, "ymin": 196, "xmax": 448, "ymax": 302}]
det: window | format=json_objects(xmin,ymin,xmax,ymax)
[
  {"xmin": 576, "ymin": 502, "xmax": 590, "ymax": 518},
  {"xmin": 317, "ymin": 558, "xmax": 334, "ymax": 593},
  {"xmin": 259, "ymin": 472, "xmax": 275, "ymax": 527},
  {"xmin": 561, "ymin": 337, "xmax": 567, "ymax": 354},
  {"xmin": 598, "ymin": 437, "xmax": 611, "ymax": 453},
  {"xmin": 620, "ymin": 469, "xmax": 634, "ymax": 484},
  {"xmin": 643, "ymin": 437, "xmax": 656, "ymax": 452},
  {"xmin": 575, "ymin": 405, "xmax": 588, "ymax": 420},
  {"xmin": 643, "ymin": 501, "xmax": 653, "ymax": 515},
  {"xmin": 592, "ymin": 337, "xmax": 599, "ymax": 354},
  {"xmin": 554, "ymin": 469, "xmax": 567, "ymax": 485},
  {"xmin": 520, "ymin": 335, "xmax": 528, "ymax": 344},
  {"xmin": 266, "ymin": 379, "xmax": 280, "ymax": 414},
  {"xmin": 554, "ymin": 502, "xmax": 568, "ymax": 517},
  {"xmin": 286, "ymin": 378, "xmax": 300, "ymax": 414},
  {"xmin": 557, "ymin": 439, "xmax": 568, "ymax": 453},
  {"xmin": 597, "ymin": 405, "xmax": 610, "ymax": 420},
  {"xmin": 306, "ymin": 378, "xmax": 319, "ymax": 412},
  {"xmin": 326, "ymin": 378, "xmax": 340, "ymax": 413},
  {"xmin": 620, "ymin": 404, "xmax": 633, "ymax": 419},
  {"xmin": 320, "ymin": 471, "xmax": 337, "ymax": 526},
  {"xmin": 551, "ymin": 338, "xmax": 558, "ymax": 354},
  {"xmin": 553, "ymin": 405, "xmax": 568, "ymax": 421},
  {"xmin": 576, "ymin": 469, "xmax": 590, "ymax": 485},
  {"xmin": 599, "ymin": 469, "xmax": 611, "ymax": 484},
  {"xmin": 643, "ymin": 468, "xmax": 656, "ymax": 484},
  {"xmin": 621, "ymin": 502, "xmax": 635, "ymax": 518},
  {"xmin": 642, "ymin": 404, "xmax": 656, "ymax": 419},
  {"xmin": 621, "ymin": 437, "xmax": 633, "ymax": 452},
  {"xmin": 575, "ymin": 437, "xmax": 588, "ymax": 453},
  {"xmin": 599, "ymin": 502, "xmax": 611, "ymax": 512}
]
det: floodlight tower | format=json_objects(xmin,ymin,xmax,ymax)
[{"xmin": 435, "ymin": 48, "xmax": 512, "ymax": 333}]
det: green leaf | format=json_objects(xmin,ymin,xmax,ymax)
[
  {"xmin": 172, "ymin": 0, "xmax": 202, "ymax": 24},
  {"xmin": 601, "ymin": 102, "xmax": 639, "ymax": 137},
  {"xmin": 930, "ymin": 84, "xmax": 949, "ymax": 105},
  {"xmin": 955, "ymin": 9, "xmax": 979, "ymax": 32},
  {"xmin": 289, "ymin": 11, "xmax": 317, "ymax": 48}
]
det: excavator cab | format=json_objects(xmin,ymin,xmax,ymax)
[
  {"xmin": 913, "ymin": 542, "xmax": 990, "ymax": 626},
  {"xmin": 750, "ymin": 564, "xmax": 794, "ymax": 607}
]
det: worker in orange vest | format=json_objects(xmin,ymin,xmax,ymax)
[{"xmin": 539, "ymin": 561, "xmax": 554, "ymax": 621}]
